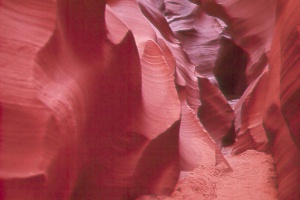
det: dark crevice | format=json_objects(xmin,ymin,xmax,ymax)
[
  {"xmin": 221, "ymin": 119, "xmax": 236, "ymax": 147},
  {"xmin": 213, "ymin": 37, "xmax": 248, "ymax": 100}
]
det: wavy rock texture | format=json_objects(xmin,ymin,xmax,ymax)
[
  {"xmin": 263, "ymin": 0, "xmax": 300, "ymax": 199},
  {"xmin": 194, "ymin": 0, "xmax": 275, "ymax": 83},
  {"xmin": 232, "ymin": 68, "xmax": 270, "ymax": 154},
  {"xmin": 140, "ymin": 0, "xmax": 236, "ymax": 147},
  {"xmin": 0, "ymin": 0, "xmax": 227, "ymax": 199},
  {"xmin": 0, "ymin": 0, "xmax": 299, "ymax": 200}
]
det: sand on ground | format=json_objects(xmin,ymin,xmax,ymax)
[{"xmin": 137, "ymin": 149, "xmax": 278, "ymax": 200}]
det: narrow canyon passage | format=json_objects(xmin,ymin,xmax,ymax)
[{"xmin": 0, "ymin": 0, "xmax": 299, "ymax": 200}]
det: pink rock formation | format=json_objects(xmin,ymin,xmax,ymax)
[
  {"xmin": 263, "ymin": 1, "xmax": 300, "ymax": 199},
  {"xmin": 0, "ymin": 0, "xmax": 299, "ymax": 200}
]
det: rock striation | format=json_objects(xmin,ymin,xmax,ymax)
[{"xmin": 0, "ymin": 0, "xmax": 299, "ymax": 199}]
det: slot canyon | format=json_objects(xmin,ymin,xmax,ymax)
[{"xmin": 0, "ymin": 0, "xmax": 299, "ymax": 199}]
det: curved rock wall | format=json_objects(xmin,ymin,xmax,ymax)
[{"xmin": 0, "ymin": 0, "xmax": 299, "ymax": 199}]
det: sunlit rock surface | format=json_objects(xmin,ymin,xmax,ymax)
[{"xmin": 0, "ymin": 0, "xmax": 299, "ymax": 199}]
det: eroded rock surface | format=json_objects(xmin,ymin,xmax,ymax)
[{"xmin": 0, "ymin": 0, "xmax": 299, "ymax": 199}]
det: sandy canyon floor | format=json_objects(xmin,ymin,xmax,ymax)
[{"xmin": 137, "ymin": 149, "xmax": 278, "ymax": 200}]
